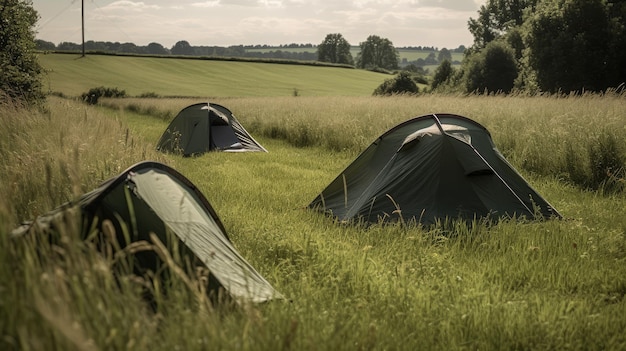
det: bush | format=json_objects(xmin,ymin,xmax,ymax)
[
  {"xmin": 431, "ymin": 60, "xmax": 454, "ymax": 90},
  {"xmin": 0, "ymin": 0, "xmax": 45, "ymax": 105},
  {"xmin": 373, "ymin": 72, "xmax": 419, "ymax": 96},
  {"xmin": 81, "ymin": 87, "xmax": 126, "ymax": 105},
  {"xmin": 462, "ymin": 41, "xmax": 518, "ymax": 94},
  {"xmin": 139, "ymin": 92, "xmax": 159, "ymax": 98}
]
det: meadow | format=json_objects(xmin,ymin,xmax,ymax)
[
  {"xmin": 1, "ymin": 55, "xmax": 626, "ymax": 350},
  {"xmin": 38, "ymin": 53, "xmax": 391, "ymax": 98}
]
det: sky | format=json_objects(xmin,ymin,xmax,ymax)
[{"xmin": 31, "ymin": 0, "xmax": 486, "ymax": 50}]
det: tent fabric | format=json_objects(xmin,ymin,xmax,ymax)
[
  {"xmin": 13, "ymin": 161, "xmax": 281, "ymax": 303},
  {"xmin": 308, "ymin": 113, "xmax": 561, "ymax": 225},
  {"xmin": 156, "ymin": 103, "xmax": 267, "ymax": 155}
]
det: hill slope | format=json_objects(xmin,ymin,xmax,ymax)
[{"xmin": 38, "ymin": 53, "xmax": 392, "ymax": 97}]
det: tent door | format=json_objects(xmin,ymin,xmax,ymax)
[{"xmin": 210, "ymin": 125, "xmax": 241, "ymax": 150}]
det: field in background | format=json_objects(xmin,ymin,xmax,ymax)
[
  {"xmin": 2, "ymin": 91, "xmax": 625, "ymax": 349},
  {"xmin": 38, "ymin": 53, "xmax": 393, "ymax": 98}
]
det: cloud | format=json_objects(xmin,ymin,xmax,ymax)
[
  {"xmin": 99, "ymin": 1, "xmax": 161, "ymax": 12},
  {"xmin": 415, "ymin": 0, "xmax": 479, "ymax": 11},
  {"xmin": 191, "ymin": 1, "xmax": 221, "ymax": 7},
  {"xmin": 33, "ymin": 0, "xmax": 484, "ymax": 48}
]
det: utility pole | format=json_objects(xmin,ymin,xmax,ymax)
[{"xmin": 81, "ymin": 0, "xmax": 85, "ymax": 57}]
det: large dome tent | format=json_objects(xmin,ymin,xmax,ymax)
[{"xmin": 309, "ymin": 113, "xmax": 561, "ymax": 226}]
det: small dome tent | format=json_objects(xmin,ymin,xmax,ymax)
[
  {"xmin": 308, "ymin": 113, "xmax": 561, "ymax": 226},
  {"xmin": 156, "ymin": 102, "xmax": 267, "ymax": 155},
  {"xmin": 13, "ymin": 161, "xmax": 282, "ymax": 303}
]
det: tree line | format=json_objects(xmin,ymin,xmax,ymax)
[
  {"xmin": 36, "ymin": 40, "xmax": 320, "ymax": 61},
  {"xmin": 35, "ymin": 38, "xmax": 460, "ymax": 69}
]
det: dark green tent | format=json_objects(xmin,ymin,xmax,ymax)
[
  {"xmin": 309, "ymin": 114, "xmax": 561, "ymax": 225},
  {"xmin": 156, "ymin": 102, "xmax": 267, "ymax": 156},
  {"xmin": 13, "ymin": 161, "xmax": 281, "ymax": 303}
]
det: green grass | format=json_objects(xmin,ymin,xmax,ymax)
[
  {"xmin": 38, "ymin": 53, "xmax": 392, "ymax": 98},
  {"xmin": 2, "ymin": 92, "xmax": 626, "ymax": 350}
]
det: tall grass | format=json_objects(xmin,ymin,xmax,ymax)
[
  {"xmin": 0, "ymin": 97, "xmax": 170, "ymax": 224},
  {"xmin": 105, "ymin": 91, "xmax": 626, "ymax": 191},
  {"xmin": 2, "ymin": 95, "xmax": 626, "ymax": 350}
]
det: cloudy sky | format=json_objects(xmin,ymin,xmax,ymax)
[{"xmin": 32, "ymin": 0, "xmax": 485, "ymax": 49}]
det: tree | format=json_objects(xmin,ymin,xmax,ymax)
[
  {"xmin": 171, "ymin": 40, "xmax": 193, "ymax": 55},
  {"xmin": 0, "ymin": 0, "xmax": 44, "ymax": 103},
  {"xmin": 607, "ymin": 0, "xmax": 626, "ymax": 87},
  {"xmin": 431, "ymin": 60, "xmax": 454, "ymax": 90},
  {"xmin": 424, "ymin": 52, "xmax": 438, "ymax": 65},
  {"xmin": 35, "ymin": 39, "xmax": 55, "ymax": 51},
  {"xmin": 403, "ymin": 63, "xmax": 428, "ymax": 83},
  {"xmin": 57, "ymin": 41, "xmax": 81, "ymax": 51},
  {"xmin": 119, "ymin": 42, "xmax": 140, "ymax": 54},
  {"xmin": 505, "ymin": 27, "xmax": 525, "ymax": 60},
  {"xmin": 524, "ymin": 0, "xmax": 616, "ymax": 93},
  {"xmin": 437, "ymin": 48, "xmax": 452, "ymax": 63},
  {"xmin": 85, "ymin": 40, "xmax": 107, "ymax": 51},
  {"xmin": 356, "ymin": 35, "xmax": 399, "ymax": 70},
  {"xmin": 373, "ymin": 71, "xmax": 418, "ymax": 96},
  {"xmin": 317, "ymin": 33, "xmax": 354, "ymax": 65},
  {"xmin": 468, "ymin": 0, "xmax": 538, "ymax": 49},
  {"xmin": 146, "ymin": 42, "xmax": 168, "ymax": 55},
  {"xmin": 463, "ymin": 41, "xmax": 518, "ymax": 93}
]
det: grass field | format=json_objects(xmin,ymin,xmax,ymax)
[
  {"xmin": 1, "ymin": 55, "xmax": 626, "ymax": 350},
  {"xmin": 38, "ymin": 53, "xmax": 392, "ymax": 98}
]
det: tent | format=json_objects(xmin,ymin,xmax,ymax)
[
  {"xmin": 308, "ymin": 113, "xmax": 561, "ymax": 225},
  {"xmin": 156, "ymin": 102, "xmax": 267, "ymax": 155},
  {"xmin": 13, "ymin": 161, "xmax": 281, "ymax": 303}
]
